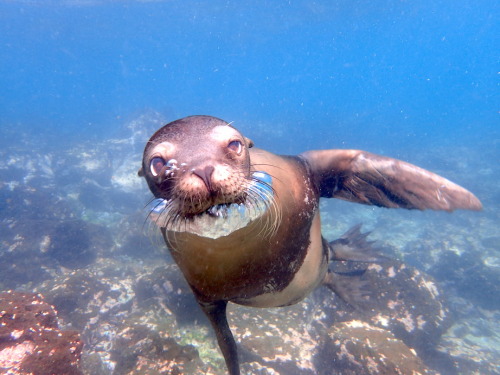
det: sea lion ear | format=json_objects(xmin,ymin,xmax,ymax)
[
  {"xmin": 138, "ymin": 167, "xmax": 145, "ymax": 177},
  {"xmin": 245, "ymin": 137, "xmax": 254, "ymax": 148},
  {"xmin": 301, "ymin": 149, "xmax": 482, "ymax": 212}
]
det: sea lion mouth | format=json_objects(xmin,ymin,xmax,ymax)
[{"xmin": 148, "ymin": 171, "xmax": 276, "ymax": 239}]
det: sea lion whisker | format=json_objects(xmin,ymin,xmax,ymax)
[
  {"xmin": 250, "ymin": 162, "xmax": 279, "ymax": 168},
  {"xmin": 263, "ymin": 194, "xmax": 282, "ymax": 238},
  {"xmin": 159, "ymin": 202, "xmax": 183, "ymax": 231},
  {"xmin": 143, "ymin": 201, "xmax": 176, "ymax": 249},
  {"xmin": 157, "ymin": 206, "xmax": 171, "ymax": 229},
  {"xmin": 143, "ymin": 196, "xmax": 161, "ymax": 209},
  {"xmin": 243, "ymin": 186, "xmax": 280, "ymax": 239},
  {"xmin": 250, "ymin": 165, "xmax": 285, "ymax": 186},
  {"xmin": 143, "ymin": 198, "xmax": 167, "ymax": 226},
  {"xmin": 258, "ymin": 184, "xmax": 281, "ymax": 238},
  {"xmin": 242, "ymin": 188, "xmax": 262, "ymax": 214},
  {"xmin": 142, "ymin": 199, "xmax": 161, "ymax": 230},
  {"xmin": 251, "ymin": 162, "xmax": 285, "ymax": 174},
  {"xmin": 245, "ymin": 178, "xmax": 277, "ymax": 221},
  {"xmin": 249, "ymin": 176, "xmax": 278, "ymax": 202}
]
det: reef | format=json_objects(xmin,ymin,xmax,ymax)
[
  {"xmin": 0, "ymin": 291, "xmax": 83, "ymax": 374},
  {"xmin": 223, "ymin": 258, "xmax": 449, "ymax": 374},
  {"xmin": 318, "ymin": 321, "xmax": 434, "ymax": 375},
  {"xmin": 0, "ymin": 113, "xmax": 498, "ymax": 374}
]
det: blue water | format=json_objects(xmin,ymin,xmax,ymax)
[
  {"xmin": 0, "ymin": 1, "xmax": 498, "ymax": 374},
  {"xmin": 1, "ymin": 0, "xmax": 497, "ymax": 149}
]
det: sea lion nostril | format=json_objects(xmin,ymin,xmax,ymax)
[{"xmin": 192, "ymin": 165, "xmax": 215, "ymax": 191}]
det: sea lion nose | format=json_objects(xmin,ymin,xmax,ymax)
[{"xmin": 192, "ymin": 165, "xmax": 215, "ymax": 192}]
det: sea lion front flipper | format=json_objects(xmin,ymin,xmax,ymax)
[
  {"xmin": 301, "ymin": 149, "xmax": 482, "ymax": 211},
  {"xmin": 198, "ymin": 300, "xmax": 240, "ymax": 375}
]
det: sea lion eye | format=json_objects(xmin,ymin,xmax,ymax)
[
  {"xmin": 150, "ymin": 157, "xmax": 166, "ymax": 176},
  {"xmin": 228, "ymin": 140, "xmax": 243, "ymax": 155}
]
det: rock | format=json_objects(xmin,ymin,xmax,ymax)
[
  {"xmin": 109, "ymin": 323, "xmax": 203, "ymax": 375},
  {"xmin": 216, "ymin": 258, "xmax": 454, "ymax": 374},
  {"xmin": 36, "ymin": 262, "xmax": 220, "ymax": 374},
  {"xmin": 1, "ymin": 118, "xmax": 495, "ymax": 375},
  {"xmin": 0, "ymin": 184, "xmax": 113, "ymax": 290},
  {"xmin": 133, "ymin": 265, "xmax": 206, "ymax": 326},
  {"xmin": 0, "ymin": 290, "xmax": 83, "ymax": 375},
  {"xmin": 317, "ymin": 259, "xmax": 453, "ymax": 358},
  {"xmin": 36, "ymin": 263, "xmax": 136, "ymax": 331},
  {"xmin": 437, "ymin": 310, "xmax": 500, "ymax": 375},
  {"xmin": 315, "ymin": 320, "xmax": 435, "ymax": 375},
  {"xmin": 0, "ymin": 185, "xmax": 75, "ymax": 289},
  {"xmin": 429, "ymin": 247, "xmax": 500, "ymax": 311}
]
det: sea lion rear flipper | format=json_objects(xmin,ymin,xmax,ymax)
[
  {"xmin": 323, "ymin": 269, "xmax": 370, "ymax": 307},
  {"xmin": 198, "ymin": 300, "xmax": 240, "ymax": 375},
  {"xmin": 300, "ymin": 149, "xmax": 482, "ymax": 211},
  {"xmin": 329, "ymin": 224, "xmax": 388, "ymax": 262}
]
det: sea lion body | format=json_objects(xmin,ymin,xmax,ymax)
[
  {"xmin": 163, "ymin": 149, "xmax": 327, "ymax": 308},
  {"xmin": 141, "ymin": 115, "xmax": 482, "ymax": 375}
]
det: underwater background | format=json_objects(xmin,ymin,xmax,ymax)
[{"xmin": 0, "ymin": 0, "xmax": 498, "ymax": 374}]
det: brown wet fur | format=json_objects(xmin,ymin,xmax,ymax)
[
  {"xmin": 141, "ymin": 115, "xmax": 482, "ymax": 375},
  {"xmin": 162, "ymin": 150, "xmax": 319, "ymax": 303}
]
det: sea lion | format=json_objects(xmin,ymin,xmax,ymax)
[{"xmin": 139, "ymin": 115, "xmax": 481, "ymax": 375}]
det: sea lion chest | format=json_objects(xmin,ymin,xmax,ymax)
[{"xmin": 164, "ymin": 151, "xmax": 328, "ymax": 307}]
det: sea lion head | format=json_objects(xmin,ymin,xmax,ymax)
[{"xmin": 140, "ymin": 115, "xmax": 260, "ymax": 223}]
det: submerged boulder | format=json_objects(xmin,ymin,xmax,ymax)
[
  {"xmin": 0, "ymin": 291, "xmax": 83, "ymax": 375},
  {"xmin": 317, "ymin": 259, "xmax": 453, "ymax": 359},
  {"xmin": 315, "ymin": 320, "xmax": 435, "ymax": 375}
]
